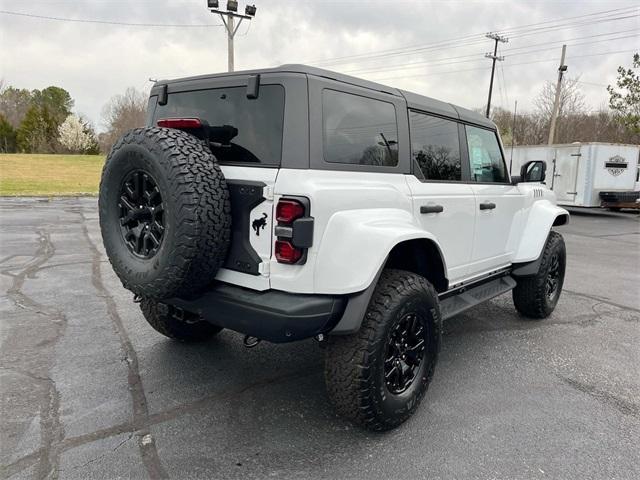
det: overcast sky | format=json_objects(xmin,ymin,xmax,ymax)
[{"xmin": 1, "ymin": 0, "xmax": 638, "ymax": 131}]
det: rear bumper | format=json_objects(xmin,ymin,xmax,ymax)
[
  {"xmin": 167, "ymin": 283, "xmax": 347, "ymax": 343},
  {"xmin": 599, "ymin": 191, "xmax": 640, "ymax": 209}
]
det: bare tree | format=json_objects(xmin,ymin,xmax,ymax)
[
  {"xmin": 534, "ymin": 76, "xmax": 585, "ymax": 121},
  {"xmin": 100, "ymin": 87, "xmax": 147, "ymax": 152}
]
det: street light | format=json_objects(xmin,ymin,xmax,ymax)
[{"xmin": 207, "ymin": 0, "xmax": 257, "ymax": 72}]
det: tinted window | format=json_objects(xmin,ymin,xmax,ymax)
[
  {"xmin": 145, "ymin": 96, "xmax": 157, "ymax": 126},
  {"xmin": 323, "ymin": 89, "xmax": 398, "ymax": 166},
  {"xmin": 409, "ymin": 112, "xmax": 461, "ymax": 181},
  {"xmin": 153, "ymin": 85, "xmax": 285, "ymax": 166},
  {"xmin": 465, "ymin": 125, "xmax": 508, "ymax": 183}
]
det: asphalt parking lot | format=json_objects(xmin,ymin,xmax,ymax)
[{"xmin": 1, "ymin": 197, "xmax": 638, "ymax": 480}]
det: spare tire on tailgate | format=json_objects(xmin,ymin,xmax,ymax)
[{"xmin": 99, "ymin": 127, "xmax": 231, "ymax": 300}]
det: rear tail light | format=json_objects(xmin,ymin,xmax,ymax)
[
  {"xmin": 276, "ymin": 199, "xmax": 305, "ymax": 224},
  {"xmin": 157, "ymin": 118, "xmax": 202, "ymax": 129},
  {"xmin": 275, "ymin": 240, "xmax": 303, "ymax": 264}
]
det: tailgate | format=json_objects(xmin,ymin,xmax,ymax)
[{"xmin": 215, "ymin": 165, "xmax": 278, "ymax": 290}]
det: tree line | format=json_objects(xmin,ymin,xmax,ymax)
[
  {"xmin": 0, "ymin": 82, "xmax": 147, "ymax": 155},
  {"xmin": 1, "ymin": 53, "xmax": 637, "ymax": 155},
  {"xmin": 484, "ymin": 53, "xmax": 639, "ymax": 147}
]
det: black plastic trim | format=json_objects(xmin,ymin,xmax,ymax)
[
  {"xmin": 158, "ymin": 84, "xmax": 168, "ymax": 106},
  {"xmin": 224, "ymin": 180, "xmax": 265, "ymax": 275},
  {"xmin": 479, "ymin": 202, "xmax": 496, "ymax": 210},
  {"xmin": 168, "ymin": 284, "xmax": 347, "ymax": 343},
  {"xmin": 511, "ymin": 257, "xmax": 542, "ymax": 277},
  {"xmin": 329, "ymin": 265, "xmax": 384, "ymax": 335},
  {"xmin": 292, "ymin": 217, "xmax": 314, "ymax": 248},
  {"xmin": 439, "ymin": 267, "xmax": 512, "ymax": 299},
  {"xmin": 420, "ymin": 205, "xmax": 444, "ymax": 214}
]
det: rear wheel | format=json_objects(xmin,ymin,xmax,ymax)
[
  {"xmin": 139, "ymin": 297, "xmax": 222, "ymax": 342},
  {"xmin": 324, "ymin": 269, "xmax": 441, "ymax": 431},
  {"xmin": 512, "ymin": 231, "xmax": 566, "ymax": 319}
]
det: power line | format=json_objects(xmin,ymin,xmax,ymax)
[
  {"xmin": 499, "ymin": 47, "xmax": 510, "ymax": 109},
  {"xmin": 493, "ymin": 5, "xmax": 638, "ymax": 34},
  {"xmin": 502, "ymin": 28, "xmax": 639, "ymax": 53},
  {"xmin": 306, "ymin": 6, "xmax": 638, "ymax": 66},
  {"xmin": 310, "ymin": 6, "xmax": 638, "ymax": 66},
  {"xmin": 0, "ymin": 9, "xmax": 223, "ymax": 27},
  {"xmin": 366, "ymin": 49, "xmax": 637, "ymax": 82},
  {"xmin": 506, "ymin": 13, "xmax": 640, "ymax": 40},
  {"xmin": 338, "ymin": 32, "xmax": 638, "ymax": 76},
  {"xmin": 311, "ymin": 13, "xmax": 638, "ymax": 70}
]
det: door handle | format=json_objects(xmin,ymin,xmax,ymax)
[
  {"xmin": 420, "ymin": 205, "xmax": 444, "ymax": 214},
  {"xmin": 479, "ymin": 202, "xmax": 496, "ymax": 210}
]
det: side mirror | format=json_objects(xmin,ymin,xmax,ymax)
[{"xmin": 520, "ymin": 160, "xmax": 546, "ymax": 183}]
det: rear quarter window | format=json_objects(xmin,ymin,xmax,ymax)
[
  {"xmin": 322, "ymin": 89, "xmax": 398, "ymax": 167},
  {"xmin": 153, "ymin": 85, "xmax": 285, "ymax": 166}
]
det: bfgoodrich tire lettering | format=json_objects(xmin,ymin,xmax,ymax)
[
  {"xmin": 99, "ymin": 127, "xmax": 231, "ymax": 299},
  {"xmin": 324, "ymin": 269, "xmax": 441, "ymax": 431}
]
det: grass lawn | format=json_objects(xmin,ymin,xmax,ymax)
[{"xmin": 0, "ymin": 154, "xmax": 105, "ymax": 196}]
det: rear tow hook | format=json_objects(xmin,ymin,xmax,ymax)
[{"xmin": 243, "ymin": 335, "xmax": 261, "ymax": 349}]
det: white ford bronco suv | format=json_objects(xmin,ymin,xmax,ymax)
[{"xmin": 99, "ymin": 65, "xmax": 569, "ymax": 431}]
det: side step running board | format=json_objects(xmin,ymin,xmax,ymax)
[{"xmin": 439, "ymin": 276, "xmax": 516, "ymax": 320}]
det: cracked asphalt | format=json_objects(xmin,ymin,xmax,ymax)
[{"xmin": 1, "ymin": 197, "xmax": 639, "ymax": 480}]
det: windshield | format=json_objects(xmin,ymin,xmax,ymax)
[{"xmin": 153, "ymin": 85, "xmax": 285, "ymax": 166}]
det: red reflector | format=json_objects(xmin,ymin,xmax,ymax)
[
  {"xmin": 157, "ymin": 118, "xmax": 202, "ymax": 129},
  {"xmin": 275, "ymin": 240, "xmax": 303, "ymax": 264},
  {"xmin": 276, "ymin": 199, "xmax": 305, "ymax": 223}
]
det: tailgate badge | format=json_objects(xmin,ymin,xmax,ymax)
[{"xmin": 252, "ymin": 213, "xmax": 268, "ymax": 236}]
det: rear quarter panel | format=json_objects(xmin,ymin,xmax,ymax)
[{"xmin": 271, "ymin": 170, "xmax": 436, "ymax": 294}]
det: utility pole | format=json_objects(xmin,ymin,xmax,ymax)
[
  {"xmin": 547, "ymin": 44, "xmax": 568, "ymax": 145},
  {"xmin": 485, "ymin": 33, "xmax": 508, "ymax": 118},
  {"xmin": 207, "ymin": 1, "xmax": 256, "ymax": 72}
]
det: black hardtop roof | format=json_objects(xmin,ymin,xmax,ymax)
[{"xmin": 154, "ymin": 64, "xmax": 494, "ymax": 129}]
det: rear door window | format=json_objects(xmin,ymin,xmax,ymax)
[
  {"xmin": 409, "ymin": 111, "xmax": 461, "ymax": 181},
  {"xmin": 153, "ymin": 85, "xmax": 285, "ymax": 166},
  {"xmin": 322, "ymin": 89, "xmax": 398, "ymax": 166},
  {"xmin": 465, "ymin": 125, "xmax": 508, "ymax": 183}
]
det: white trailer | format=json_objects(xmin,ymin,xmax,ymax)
[{"xmin": 509, "ymin": 142, "xmax": 640, "ymax": 209}]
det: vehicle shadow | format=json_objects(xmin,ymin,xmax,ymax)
[{"xmin": 134, "ymin": 291, "xmax": 573, "ymax": 478}]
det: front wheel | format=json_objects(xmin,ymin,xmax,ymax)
[
  {"xmin": 139, "ymin": 297, "xmax": 222, "ymax": 342},
  {"xmin": 512, "ymin": 231, "xmax": 566, "ymax": 319},
  {"xmin": 324, "ymin": 269, "xmax": 442, "ymax": 431}
]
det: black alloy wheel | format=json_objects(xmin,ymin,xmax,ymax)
[
  {"xmin": 119, "ymin": 170, "xmax": 165, "ymax": 259},
  {"xmin": 324, "ymin": 269, "xmax": 441, "ymax": 431},
  {"xmin": 546, "ymin": 252, "xmax": 560, "ymax": 301},
  {"xmin": 384, "ymin": 313, "xmax": 426, "ymax": 394}
]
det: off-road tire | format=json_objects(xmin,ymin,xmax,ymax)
[
  {"xmin": 99, "ymin": 127, "xmax": 231, "ymax": 300},
  {"xmin": 512, "ymin": 231, "xmax": 566, "ymax": 319},
  {"xmin": 139, "ymin": 298, "xmax": 222, "ymax": 342},
  {"xmin": 324, "ymin": 269, "xmax": 441, "ymax": 431}
]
